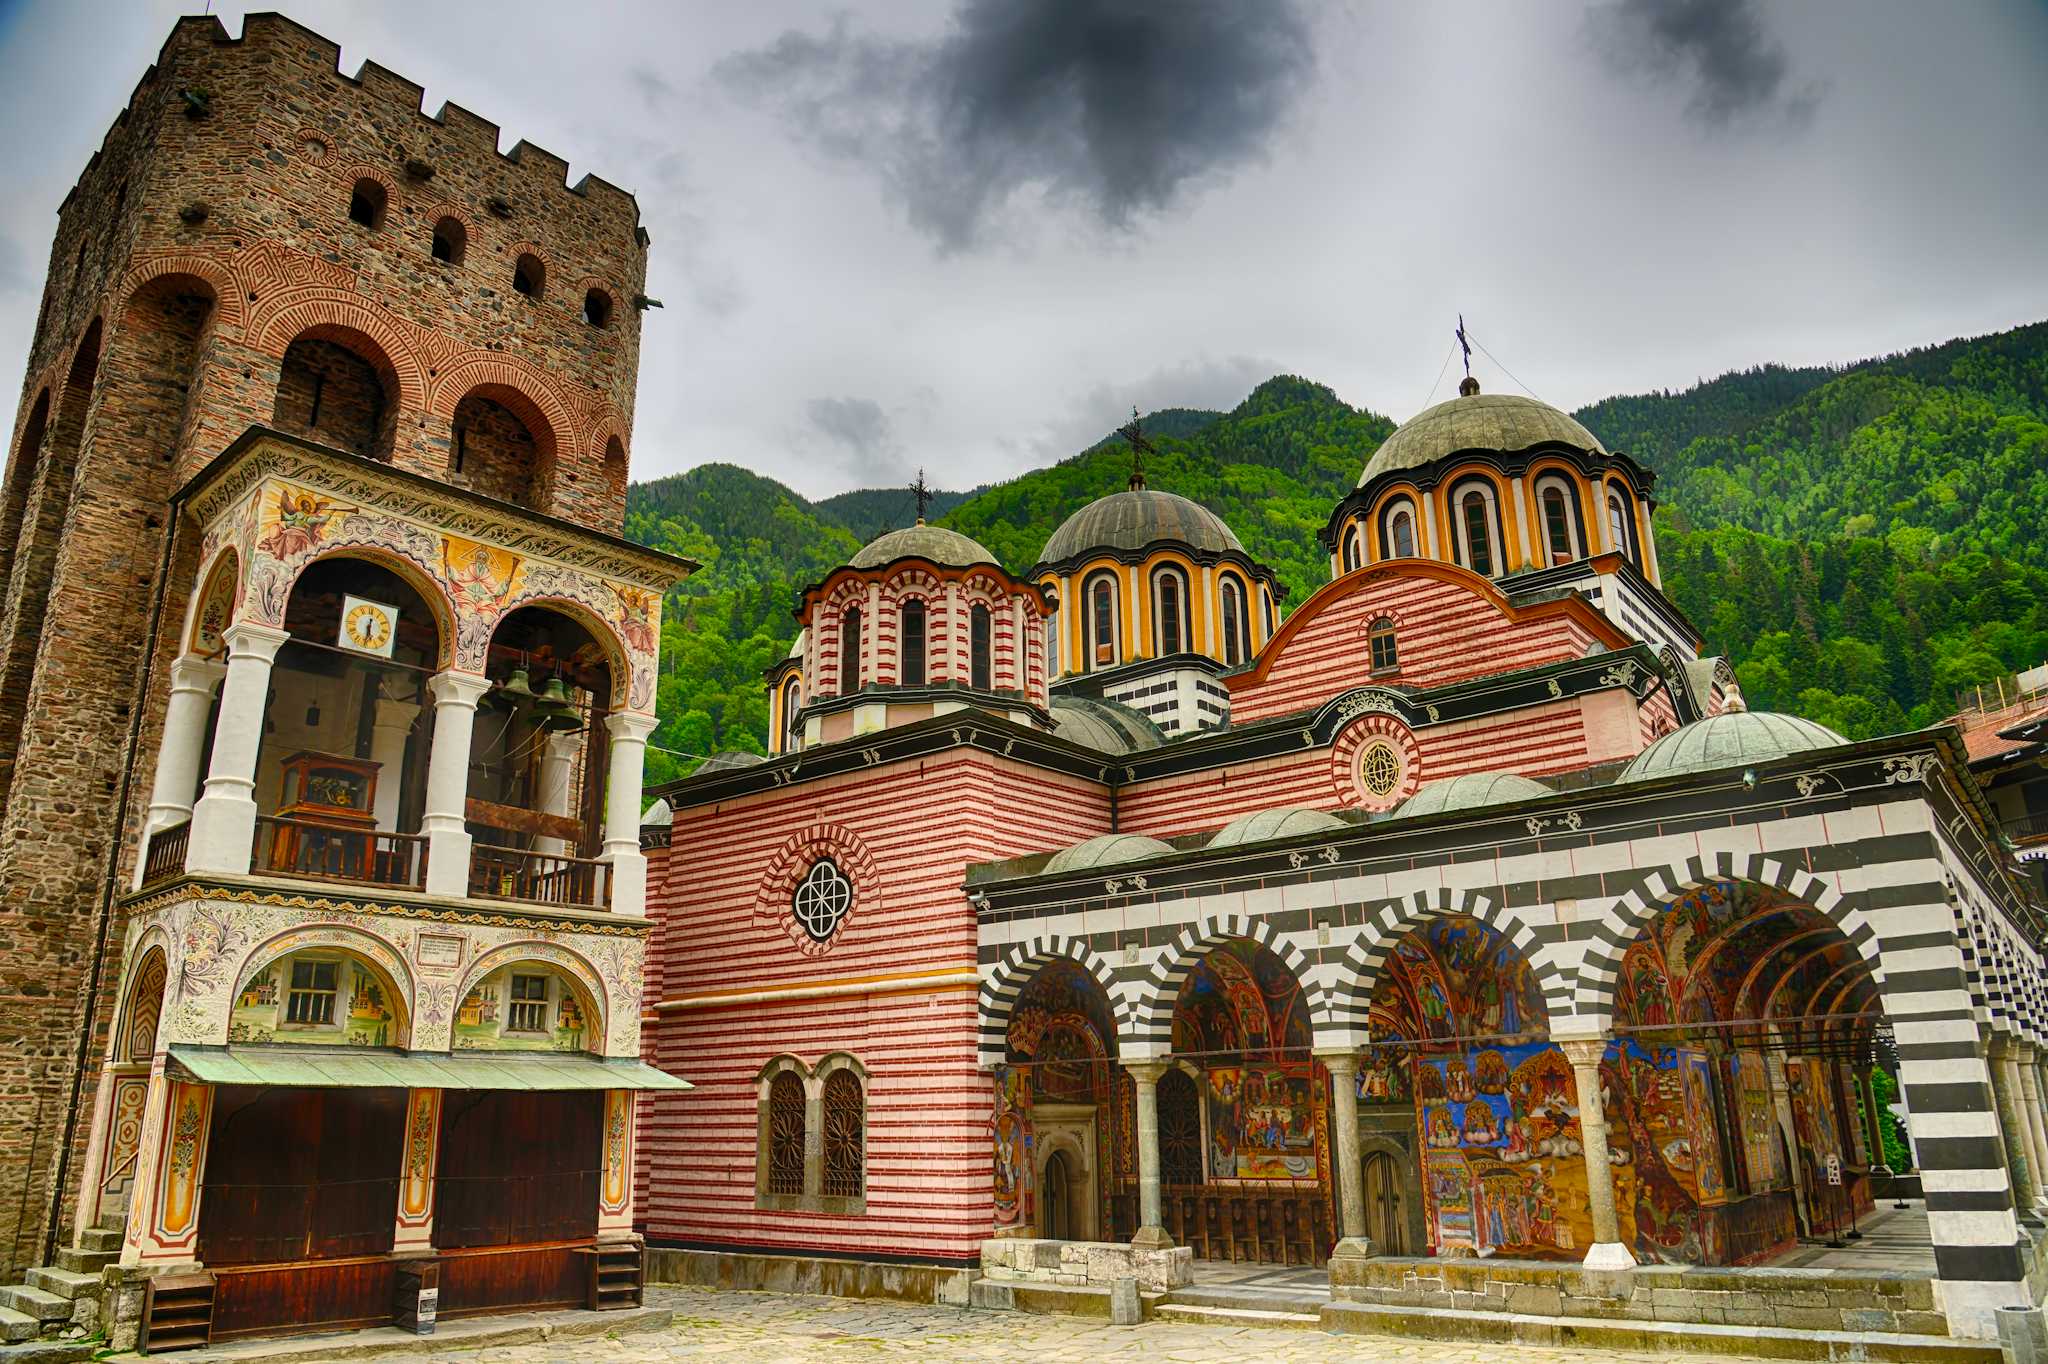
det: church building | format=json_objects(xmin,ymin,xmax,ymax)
[{"xmin": 642, "ymin": 376, "xmax": 2048, "ymax": 1343}]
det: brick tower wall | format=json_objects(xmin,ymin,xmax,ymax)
[{"xmin": 0, "ymin": 13, "xmax": 649, "ymax": 1275}]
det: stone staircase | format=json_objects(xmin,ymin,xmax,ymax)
[{"xmin": 0, "ymin": 1215, "xmax": 120, "ymax": 1361}]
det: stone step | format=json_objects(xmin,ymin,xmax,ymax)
[
  {"xmin": 0, "ymin": 1308, "xmax": 34, "ymax": 1346},
  {"xmin": 0, "ymin": 1341, "xmax": 94, "ymax": 1364},
  {"xmin": 0, "ymin": 1291, "xmax": 62, "ymax": 1327},
  {"xmin": 1155, "ymin": 1303, "xmax": 1322, "ymax": 1330},
  {"xmin": 1164, "ymin": 1284, "xmax": 1329, "ymax": 1315},
  {"xmin": 20, "ymin": 1272, "xmax": 91, "ymax": 1305},
  {"xmin": 1319, "ymin": 1300, "xmax": 1999, "ymax": 1363},
  {"xmin": 48, "ymin": 1250, "xmax": 108, "ymax": 1279},
  {"xmin": 73, "ymin": 1228, "xmax": 119, "ymax": 1254}
]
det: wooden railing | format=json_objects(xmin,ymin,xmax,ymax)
[
  {"xmin": 140, "ymin": 819, "xmax": 191, "ymax": 886},
  {"xmin": 251, "ymin": 815, "xmax": 429, "ymax": 891},
  {"xmin": 468, "ymin": 845, "xmax": 610, "ymax": 910},
  {"xmin": 2006, "ymin": 811, "xmax": 2048, "ymax": 845}
]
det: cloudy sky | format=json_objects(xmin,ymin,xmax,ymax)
[{"xmin": 0, "ymin": 1, "xmax": 2044, "ymax": 498}]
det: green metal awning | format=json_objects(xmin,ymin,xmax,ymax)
[{"xmin": 167, "ymin": 1044, "xmax": 691, "ymax": 1092}]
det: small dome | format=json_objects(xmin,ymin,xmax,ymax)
[
  {"xmin": 640, "ymin": 797, "xmax": 672, "ymax": 826},
  {"xmin": 1361, "ymin": 391, "xmax": 1606, "ymax": 488},
  {"xmin": 786, "ymin": 627, "xmax": 807, "ymax": 660},
  {"xmin": 1206, "ymin": 806, "xmax": 1349, "ymax": 849},
  {"xmin": 1042, "ymin": 832, "xmax": 1175, "ymax": 876},
  {"xmin": 1040, "ymin": 488, "xmax": 1243, "ymax": 565},
  {"xmin": 694, "ymin": 751, "xmax": 767, "ymax": 774},
  {"xmin": 1620, "ymin": 712, "xmax": 1849, "ymax": 783},
  {"xmin": 1050, "ymin": 696, "xmax": 1166, "ymax": 755},
  {"xmin": 1399, "ymin": 772, "xmax": 1554, "ymax": 818},
  {"xmin": 849, "ymin": 523, "xmax": 997, "ymax": 570}
]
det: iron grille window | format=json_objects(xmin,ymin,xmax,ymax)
[
  {"xmin": 1368, "ymin": 617, "xmax": 1399, "ymax": 674},
  {"xmin": 821, "ymin": 1070, "xmax": 865, "ymax": 1199},
  {"xmin": 1159, "ymin": 1069, "xmax": 1204, "ymax": 1186},
  {"xmin": 285, "ymin": 959, "xmax": 338, "ymax": 1026},
  {"xmin": 970, "ymin": 605, "xmax": 992, "ymax": 690},
  {"xmin": 507, "ymin": 973, "xmax": 548, "ymax": 1032},
  {"xmin": 766, "ymin": 1072, "xmax": 805, "ymax": 1196},
  {"xmin": 901, "ymin": 599, "xmax": 927, "ymax": 686}
]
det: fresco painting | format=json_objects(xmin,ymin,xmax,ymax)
[
  {"xmin": 228, "ymin": 956, "xmax": 393, "ymax": 1047},
  {"xmin": 991, "ymin": 1064, "xmax": 1034, "ymax": 1231},
  {"xmin": 451, "ymin": 967, "xmax": 589, "ymax": 1052},
  {"xmin": 1205, "ymin": 1065, "xmax": 1317, "ymax": 1179},
  {"xmin": 1005, "ymin": 959, "xmax": 1119, "ymax": 1232}
]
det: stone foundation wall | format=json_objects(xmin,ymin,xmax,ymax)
[
  {"xmin": 1331, "ymin": 1255, "xmax": 1948, "ymax": 1335},
  {"xmin": 645, "ymin": 1247, "xmax": 975, "ymax": 1307},
  {"xmin": 979, "ymin": 1238, "xmax": 1193, "ymax": 1293}
]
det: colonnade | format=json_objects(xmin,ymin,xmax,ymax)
[{"xmin": 140, "ymin": 618, "xmax": 656, "ymax": 915}]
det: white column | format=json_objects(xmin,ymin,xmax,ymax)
[
  {"xmin": 1419, "ymin": 489, "xmax": 1440, "ymax": 558},
  {"xmin": 369, "ymin": 692, "xmax": 421, "ymax": 833},
  {"xmin": 421, "ymin": 671, "xmax": 492, "ymax": 897},
  {"xmin": 143, "ymin": 655, "xmax": 227, "ymax": 836},
  {"xmin": 1126, "ymin": 1060, "xmax": 1171, "ymax": 1249},
  {"xmin": 185, "ymin": 620, "xmax": 291, "ymax": 874},
  {"xmin": 1558, "ymin": 1035, "xmax": 1636, "ymax": 1271},
  {"xmin": 602, "ymin": 711, "xmax": 657, "ymax": 916},
  {"xmin": 1509, "ymin": 475, "xmax": 1533, "ymax": 569},
  {"xmin": 1765, "ymin": 1048, "xmax": 1813, "ymax": 1235},
  {"xmin": 2013, "ymin": 1047, "xmax": 2048, "ymax": 1210},
  {"xmin": 532, "ymin": 731, "xmax": 582, "ymax": 857}
]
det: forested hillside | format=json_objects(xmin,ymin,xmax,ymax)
[{"xmin": 630, "ymin": 321, "xmax": 2048, "ymax": 781}]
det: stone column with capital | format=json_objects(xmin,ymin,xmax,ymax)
[
  {"xmin": 1558, "ymin": 1035, "xmax": 1635, "ymax": 1270},
  {"xmin": 1765, "ymin": 1049, "xmax": 1815, "ymax": 1237},
  {"xmin": 421, "ymin": 670, "xmax": 493, "ymax": 897},
  {"xmin": 1317, "ymin": 1050, "xmax": 1371, "ymax": 1259},
  {"xmin": 186, "ymin": 621, "xmax": 292, "ymax": 874},
  {"xmin": 1859, "ymin": 1062, "xmax": 1893, "ymax": 1177},
  {"xmin": 2014, "ymin": 1046, "xmax": 2048, "ymax": 1211},
  {"xmin": 601, "ymin": 711, "xmax": 657, "ymax": 916},
  {"xmin": 133, "ymin": 653, "xmax": 227, "ymax": 886},
  {"xmin": 1125, "ymin": 1059, "xmax": 1172, "ymax": 1249},
  {"xmin": 368, "ymin": 685, "xmax": 421, "ymax": 833},
  {"xmin": 532, "ymin": 730, "xmax": 582, "ymax": 857},
  {"xmin": 1989, "ymin": 1038, "xmax": 2041, "ymax": 1218}
]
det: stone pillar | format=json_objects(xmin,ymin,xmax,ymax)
[
  {"xmin": 185, "ymin": 620, "xmax": 291, "ymax": 874},
  {"xmin": 1764, "ymin": 1049, "xmax": 1812, "ymax": 1234},
  {"xmin": 2015, "ymin": 1047, "xmax": 2048, "ymax": 1211},
  {"xmin": 1558, "ymin": 1036, "xmax": 1635, "ymax": 1270},
  {"xmin": 1859, "ymin": 1063, "xmax": 1893, "ymax": 1177},
  {"xmin": 421, "ymin": 670, "xmax": 491, "ymax": 897},
  {"xmin": 601, "ymin": 711, "xmax": 657, "ymax": 916},
  {"xmin": 368, "ymin": 689, "xmax": 421, "ymax": 833},
  {"xmin": 1126, "ymin": 1060, "xmax": 1172, "ymax": 1249},
  {"xmin": 532, "ymin": 730, "xmax": 581, "ymax": 856},
  {"xmin": 1989, "ymin": 1038, "xmax": 2041, "ymax": 1218},
  {"xmin": 1318, "ymin": 1050, "xmax": 1371, "ymax": 1259}
]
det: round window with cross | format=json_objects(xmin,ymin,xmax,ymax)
[
  {"xmin": 1360, "ymin": 740, "xmax": 1403, "ymax": 800},
  {"xmin": 792, "ymin": 858, "xmax": 854, "ymax": 944}
]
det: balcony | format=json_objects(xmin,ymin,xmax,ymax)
[
  {"xmin": 468, "ymin": 845, "xmax": 611, "ymax": 910},
  {"xmin": 2007, "ymin": 811, "xmax": 2048, "ymax": 847},
  {"xmin": 252, "ymin": 814, "xmax": 429, "ymax": 891}
]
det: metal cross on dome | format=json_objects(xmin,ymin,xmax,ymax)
[
  {"xmin": 909, "ymin": 468, "xmax": 932, "ymax": 525},
  {"xmin": 1116, "ymin": 406, "xmax": 1154, "ymax": 491}
]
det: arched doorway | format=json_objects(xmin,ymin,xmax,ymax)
[
  {"xmin": 1043, "ymin": 1151, "xmax": 1074, "ymax": 1241},
  {"xmin": 1362, "ymin": 1150, "xmax": 1411, "ymax": 1255},
  {"xmin": 1365, "ymin": 915, "xmax": 1563, "ymax": 1259},
  {"xmin": 999, "ymin": 958, "xmax": 1119, "ymax": 1241},
  {"xmin": 1608, "ymin": 879, "xmax": 1888, "ymax": 1266}
]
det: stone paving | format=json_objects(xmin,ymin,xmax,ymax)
[{"xmin": 377, "ymin": 1286, "xmax": 1765, "ymax": 1364}]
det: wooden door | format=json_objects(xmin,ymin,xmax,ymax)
[
  {"xmin": 1043, "ymin": 1151, "xmax": 1072, "ymax": 1241},
  {"xmin": 1363, "ymin": 1151, "xmax": 1409, "ymax": 1255}
]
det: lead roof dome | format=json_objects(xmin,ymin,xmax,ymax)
[
  {"xmin": 848, "ymin": 523, "xmax": 997, "ymax": 571},
  {"xmin": 1039, "ymin": 488, "xmax": 1243, "ymax": 566},
  {"xmin": 1360, "ymin": 391, "xmax": 1607, "ymax": 488},
  {"xmin": 1619, "ymin": 712, "xmax": 1849, "ymax": 783}
]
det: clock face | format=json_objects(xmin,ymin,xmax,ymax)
[{"xmin": 338, "ymin": 596, "xmax": 399, "ymax": 657}]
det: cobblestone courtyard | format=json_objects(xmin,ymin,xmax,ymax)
[{"xmin": 370, "ymin": 1287, "xmax": 1763, "ymax": 1364}]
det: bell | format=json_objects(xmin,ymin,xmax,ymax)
[
  {"xmin": 500, "ymin": 667, "xmax": 537, "ymax": 701},
  {"xmin": 531, "ymin": 675, "xmax": 582, "ymax": 733}
]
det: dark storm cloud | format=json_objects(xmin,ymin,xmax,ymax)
[
  {"xmin": 718, "ymin": 0, "xmax": 1315, "ymax": 250},
  {"xmin": 1586, "ymin": 0, "xmax": 1823, "ymax": 130},
  {"xmin": 805, "ymin": 395, "xmax": 903, "ymax": 481}
]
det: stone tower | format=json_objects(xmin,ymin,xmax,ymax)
[{"xmin": 0, "ymin": 13, "xmax": 653, "ymax": 1277}]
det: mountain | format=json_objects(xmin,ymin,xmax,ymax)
[{"xmin": 630, "ymin": 321, "xmax": 2048, "ymax": 779}]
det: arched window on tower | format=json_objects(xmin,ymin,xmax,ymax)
[
  {"xmin": 900, "ymin": 599, "xmax": 927, "ymax": 686},
  {"xmin": 1536, "ymin": 475, "xmax": 1582, "ymax": 566},
  {"xmin": 781, "ymin": 677, "xmax": 802, "ymax": 748},
  {"xmin": 1380, "ymin": 498, "xmax": 1418, "ymax": 560},
  {"xmin": 1085, "ymin": 573, "xmax": 1119, "ymax": 670},
  {"xmin": 1369, "ymin": 616, "xmax": 1399, "ymax": 674},
  {"xmin": 1152, "ymin": 566, "xmax": 1189, "ymax": 657},
  {"xmin": 970, "ymin": 604, "xmax": 993, "ymax": 690},
  {"xmin": 1341, "ymin": 524, "xmax": 1362, "ymax": 573},
  {"xmin": 347, "ymin": 179, "xmax": 386, "ymax": 230},
  {"xmin": 1607, "ymin": 488, "xmax": 1636, "ymax": 565},
  {"xmin": 1451, "ymin": 481, "xmax": 1501, "ymax": 578},
  {"xmin": 1220, "ymin": 575, "xmax": 1249, "ymax": 667},
  {"xmin": 839, "ymin": 607, "xmax": 862, "ymax": 694},
  {"xmin": 430, "ymin": 217, "xmax": 466, "ymax": 265}
]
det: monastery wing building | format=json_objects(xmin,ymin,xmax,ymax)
[
  {"xmin": 645, "ymin": 375, "xmax": 2048, "ymax": 1342},
  {"xmin": 0, "ymin": 16, "xmax": 687, "ymax": 1349}
]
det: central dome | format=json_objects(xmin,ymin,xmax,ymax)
[
  {"xmin": 848, "ymin": 523, "xmax": 996, "ymax": 570},
  {"xmin": 1040, "ymin": 488, "xmax": 1243, "ymax": 565},
  {"xmin": 1361, "ymin": 391, "xmax": 1606, "ymax": 488}
]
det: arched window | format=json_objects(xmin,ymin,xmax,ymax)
[
  {"xmin": 1452, "ymin": 482, "xmax": 1501, "ymax": 577},
  {"xmin": 1045, "ymin": 615, "xmax": 1059, "ymax": 677},
  {"xmin": 1380, "ymin": 499, "xmax": 1418, "ymax": 559},
  {"xmin": 1262, "ymin": 588, "xmax": 1275, "ymax": 638},
  {"xmin": 781, "ymin": 677, "xmax": 802, "ymax": 747},
  {"xmin": 900, "ymin": 599, "xmax": 927, "ymax": 686},
  {"xmin": 582, "ymin": 289, "xmax": 613, "ymax": 328},
  {"xmin": 970, "ymin": 604, "xmax": 993, "ymax": 690},
  {"xmin": 1536, "ymin": 475, "xmax": 1581, "ymax": 565},
  {"xmin": 839, "ymin": 607, "xmax": 862, "ymax": 693},
  {"xmin": 765, "ymin": 1071, "xmax": 805, "ymax": 1197},
  {"xmin": 347, "ymin": 179, "xmax": 386, "ymax": 230},
  {"xmin": 1152, "ymin": 567, "xmax": 1188, "ymax": 656},
  {"xmin": 512, "ymin": 253, "xmax": 546, "ymax": 299},
  {"xmin": 821, "ymin": 1069, "xmax": 865, "ymax": 1199},
  {"xmin": 430, "ymin": 217, "xmax": 466, "ymax": 265},
  {"xmin": 1220, "ymin": 575, "xmax": 1249, "ymax": 666},
  {"xmin": 1086, "ymin": 573, "xmax": 1119, "ymax": 670},
  {"xmin": 1607, "ymin": 489, "xmax": 1636, "ymax": 564},
  {"xmin": 1341, "ymin": 525, "xmax": 1362, "ymax": 573},
  {"xmin": 1369, "ymin": 616, "xmax": 1399, "ymax": 674}
]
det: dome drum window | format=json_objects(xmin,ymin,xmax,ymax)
[
  {"xmin": 792, "ymin": 858, "xmax": 854, "ymax": 943},
  {"xmin": 1220, "ymin": 575, "xmax": 1250, "ymax": 667},
  {"xmin": 900, "ymin": 599, "xmax": 927, "ymax": 686},
  {"xmin": 1153, "ymin": 567, "xmax": 1189, "ymax": 656},
  {"xmin": 1380, "ymin": 499, "xmax": 1419, "ymax": 560},
  {"xmin": 839, "ymin": 607, "xmax": 862, "ymax": 694},
  {"xmin": 1086, "ymin": 573, "xmax": 1119, "ymax": 669},
  {"xmin": 1535, "ymin": 474, "xmax": 1582, "ymax": 566},
  {"xmin": 1451, "ymin": 481, "xmax": 1503, "ymax": 578},
  {"xmin": 1607, "ymin": 488, "xmax": 1637, "ymax": 565}
]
